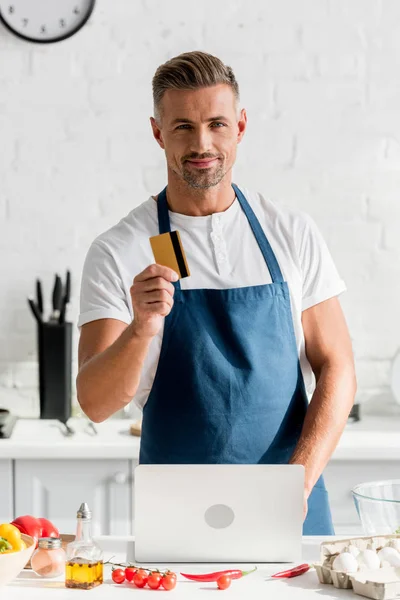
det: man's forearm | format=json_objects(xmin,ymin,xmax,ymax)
[
  {"xmin": 289, "ymin": 360, "xmax": 357, "ymax": 496},
  {"xmin": 77, "ymin": 323, "xmax": 153, "ymax": 423}
]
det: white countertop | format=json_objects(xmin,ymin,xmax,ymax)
[
  {"xmin": 5, "ymin": 535, "xmax": 356, "ymax": 599},
  {"xmin": 0, "ymin": 415, "xmax": 399, "ymax": 460},
  {"xmin": 0, "ymin": 418, "xmax": 141, "ymax": 459},
  {"xmin": 333, "ymin": 415, "xmax": 400, "ymax": 460}
]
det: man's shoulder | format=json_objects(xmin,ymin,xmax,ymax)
[
  {"xmin": 238, "ymin": 185, "xmax": 315, "ymax": 236},
  {"xmin": 92, "ymin": 197, "xmax": 156, "ymax": 254}
]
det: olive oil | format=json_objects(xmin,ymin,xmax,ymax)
[
  {"xmin": 65, "ymin": 503, "xmax": 103, "ymax": 590},
  {"xmin": 65, "ymin": 558, "xmax": 103, "ymax": 589}
]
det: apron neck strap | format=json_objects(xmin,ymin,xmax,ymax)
[
  {"xmin": 156, "ymin": 184, "xmax": 284, "ymax": 285},
  {"xmin": 157, "ymin": 187, "xmax": 182, "ymax": 291},
  {"xmin": 232, "ymin": 184, "xmax": 284, "ymax": 283},
  {"xmin": 157, "ymin": 186, "xmax": 171, "ymax": 235}
]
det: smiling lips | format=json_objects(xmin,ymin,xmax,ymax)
[{"xmin": 186, "ymin": 158, "xmax": 219, "ymax": 169}]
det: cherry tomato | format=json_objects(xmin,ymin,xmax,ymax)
[
  {"xmin": 136, "ymin": 569, "xmax": 149, "ymax": 580},
  {"xmin": 125, "ymin": 567, "xmax": 137, "ymax": 582},
  {"xmin": 133, "ymin": 569, "xmax": 149, "ymax": 588},
  {"xmin": 217, "ymin": 575, "xmax": 231, "ymax": 590},
  {"xmin": 112, "ymin": 568, "xmax": 126, "ymax": 584},
  {"xmin": 148, "ymin": 572, "xmax": 163, "ymax": 590},
  {"xmin": 162, "ymin": 572, "xmax": 177, "ymax": 590}
]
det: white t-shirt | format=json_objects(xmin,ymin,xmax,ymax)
[{"xmin": 78, "ymin": 185, "xmax": 346, "ymax": 410}]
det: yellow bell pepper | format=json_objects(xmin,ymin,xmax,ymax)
[{"xmin": 0, "ymin": 523, "xmax": 26, "ymax": 553}]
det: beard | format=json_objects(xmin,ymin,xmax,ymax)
[{"xmin": 180, "ymin": 155, "xmax": 228, "ymax": 189}]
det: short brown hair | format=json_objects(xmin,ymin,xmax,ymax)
[{"xmin": 152, "ymin": 51, "xmax": 240, "ymax": 121}]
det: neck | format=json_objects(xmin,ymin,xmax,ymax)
[
  {"xmin": 75, "ymin": 519, "xmax": 92, "ymax": 543},
  {"xmin": 162, "ymin": 167, "xmax": 236, "ymax": 216}
]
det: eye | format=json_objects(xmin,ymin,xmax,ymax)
[
  {"xmin": 211, "ymin": 122, "xmax": 226, "ymax": 128},
  {"xmin": 176, "ymin": 124, "xmax": 192, "ymax": 130}
]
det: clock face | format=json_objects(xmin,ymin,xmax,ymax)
[{"xmin": 0, "ymin": 0, "xmax": 95, "ymax": 43}]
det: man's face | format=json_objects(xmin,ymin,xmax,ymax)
[{"xmin": 151, "ymin": 84, "xmax": 246, "ymax": 190}]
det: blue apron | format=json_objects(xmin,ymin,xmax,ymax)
[{"xmin": 140, "ymin": 184, "xmax": 334, "ymax": 536}]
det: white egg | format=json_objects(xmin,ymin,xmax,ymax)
[
  {"xmin": 332, "ymin": 549, "xmax": 359, "ymax": 573},
  {"xmin": 388, "ymin": 539, "xmax": 400, "ymax": 553},
  {"xmin": 348, "ymin": 545, "xmax": 360, "ymax": 558},
  {"xmin": 378, "ymin": 546, "xmax": 400, "ymax": 567},
  {"xmin": 356, "ymin": 548, "xmax": 381, "ymax": 571}
]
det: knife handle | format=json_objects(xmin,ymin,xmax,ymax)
[
  {"xmin": 36, "ymin": 279, "xmax": 43, "ymax": 315},
  {"xmin": 65, "ymin": 270, "xmax": 71, "ymax": 304},
  {"xmin": 52, "ymin": 275, "xmax": 62, "ymax": 318}
]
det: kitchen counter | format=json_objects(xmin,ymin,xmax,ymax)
[
  {"xmin": 333, "ymin": 415, "xmax": 400, "ymax": 461},
  {"xmin": 0, "ymin": 415, "xmax": 399, "ymax": 460},
  {"xmin": 0, "ymin": 418, "xmax": 141, "ymax": 459},
  {"xmin": 5, "ymin": 535, "xmax": 356, "ymax": 598}
]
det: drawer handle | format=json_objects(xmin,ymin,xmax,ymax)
[{"xmin": 113, "ymin": 472, "xmax": 128, "ymax": 485}]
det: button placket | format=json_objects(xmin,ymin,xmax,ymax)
[{"xmin": 211, "ymin": 214, "xmax": 229, "ymax": 271}]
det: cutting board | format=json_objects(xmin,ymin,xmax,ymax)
[{"xmin": 129, "ymin": 420, "xmax": 142, "ymax": 437}]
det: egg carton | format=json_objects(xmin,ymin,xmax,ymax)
[{"xmin": 314, "ymin": 535, "xmax": 400, "ymax": 600}]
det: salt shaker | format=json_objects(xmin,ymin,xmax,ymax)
[{"xmin": 31, "ymin": 537, "xmax": 66, "ymax": 578}]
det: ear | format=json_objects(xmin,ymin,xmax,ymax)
[
  {"xmin": 150, "ymin": 117, "xmax": 165, "ymax": 150},
  {"xmin": 237, "ymin": 108, "xmax": 247, "ymax": 144}
]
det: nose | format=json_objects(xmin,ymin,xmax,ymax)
[{"xmin": 189, "ymin": 124, "xmax": 214, "ymax": 156}]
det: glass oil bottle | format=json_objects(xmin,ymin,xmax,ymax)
[{"xmin": 65, "ymin": 502, "xmax": 103, "ymax": 589}]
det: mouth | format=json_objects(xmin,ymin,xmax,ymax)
[{"xmin": 185, "ymin": 158, "xmax": 220, "ymax": 169}]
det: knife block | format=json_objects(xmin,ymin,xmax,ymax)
[{"xmin": 38, "ymin": 321, "xmax": 72, "ymax": 422}]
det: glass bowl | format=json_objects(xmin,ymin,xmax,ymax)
[{"xmin": 352, "ymin": 479, "xmax": 400, "ymax": 535}]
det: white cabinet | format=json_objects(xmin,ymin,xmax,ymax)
[
  {"xmin": 324, "ymin": 460, "xmax": 400, "ymax": 535},
  {"xmin": 14, "ymin": 460, "xmax": 133, "ymax": 536},
  {"xmin": 0, "ymin": 460, "xmax": 13, "ymax": 522}
]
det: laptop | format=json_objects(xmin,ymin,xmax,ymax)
[{"xmin": 134, "ymin": 464, "xmax": 304, "ymax": 563}]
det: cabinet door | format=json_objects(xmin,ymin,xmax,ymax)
[
  {"xmin": 131, "ymin": 459, "xmax": 138, "ymax": 534},
  {"xmin": 14, "ymin": 460, "xmax": 132, "ymax": 536},
  {"xmin": 324, "ymin": 460, "xmax": 400, "ymax": 534},
  {"xmin": 0, "ymin": 460, "xmax": 13, "ymax": 522}
]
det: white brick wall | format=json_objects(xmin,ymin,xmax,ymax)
[{"xmin": 1, "ymin": 0, "xmax": 399, "ymax": 417}]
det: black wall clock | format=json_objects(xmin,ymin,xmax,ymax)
[{"xmin": 0, "ymin": 1, "xmax": 96, "ymax": 44}]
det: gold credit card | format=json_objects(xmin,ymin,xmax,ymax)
[{"xmin": 149, "ymin": 231, "xmax": 190, "ymax": 279}]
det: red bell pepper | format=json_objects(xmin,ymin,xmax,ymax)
[
  {"xmin": 11, "ymin": 515, "xmax": 59, "ymax": 548},
  {"xmin": 11, "ymin": 516, "xmax": 42, "ymax": 546},
  {"xmin": 36, "ymin": 518, "xmax": 59, "ymax": 539}
]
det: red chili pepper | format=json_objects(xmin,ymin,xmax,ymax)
[
  {"xmin": 181, "ymin": 566, "xmax": 257, "ymax": 582},
  {"xmin": 271, "ymin": 563, "xmax": 310, "ymax": 578}
]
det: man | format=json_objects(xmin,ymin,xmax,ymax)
[{"xmin": 77, "ymin": 51, "xmax": 356, "ymax": 535}]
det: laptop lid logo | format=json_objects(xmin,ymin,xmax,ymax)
[{"xmin": 204, "ymin": 504, "xmax": 235, "ymax": 529}]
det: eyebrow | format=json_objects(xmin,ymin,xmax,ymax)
[{"xmin": 171, "ymin": 115, "xmax": 229, "ymax": 125}]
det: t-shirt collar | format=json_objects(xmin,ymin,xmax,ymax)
[{"xmin": 148, "ymin": 194, "xmax": 240, "ymax": 229}]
